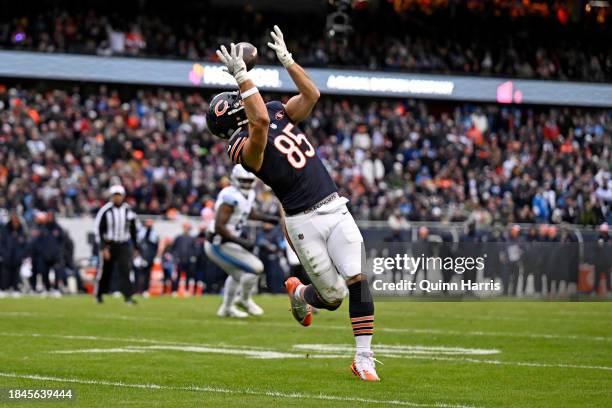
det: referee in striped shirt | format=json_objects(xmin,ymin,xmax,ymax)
[{"xmin": 94, "ymin": 185, "xmax": 139, "ymax": 304}]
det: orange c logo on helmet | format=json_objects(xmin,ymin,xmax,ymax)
[{"xmin": 214, "ymin": 100, "xmax": 229, "ymax": 117}]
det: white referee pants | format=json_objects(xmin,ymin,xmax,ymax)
[{"xmin": 283, "ymin": 197, "xmax": 364, "ymax": 304}]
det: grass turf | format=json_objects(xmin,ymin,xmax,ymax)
[{"xmin": 0, "ymin": 295, "xmax": 611, "ymax": 407}]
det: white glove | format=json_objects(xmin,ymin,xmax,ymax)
[
  {"xmin": 216, "ymin": 43, "xmax": 249, "ymax": 85},
  {"xmin": 267, "ymin": 25, "xmax": 294, "ymax": 68}
]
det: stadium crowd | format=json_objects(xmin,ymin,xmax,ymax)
[
  {"xmin": 0, "ymin": 85, "xmax": 610, "ymax": 227},
  {"xmin": 0, "ymin": 2, "xmax": 610, "ymax": 82}
]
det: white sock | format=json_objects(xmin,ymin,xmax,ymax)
[
  {"xmin": 222, "ymin": 276, "xmax": 239, "ymax": 308},
  {"xmin": 294, "ymin": 284, "xmax": 306, "ymax": 301},
  {"xmin": 355, "ymin": 335, "xmax": 372, "ymax": 354},
  {"xmin": 239, "ymin": 274, "xmax": 258, "ymax": 303}
]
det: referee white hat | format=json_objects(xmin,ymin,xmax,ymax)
[{"xmin": 109, "ymin": 185, "xmax": 126, "ymax": 196}]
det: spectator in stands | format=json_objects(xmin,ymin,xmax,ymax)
[{"xmin": 0, "ymin": 85, "xmax": 609, "ymax": 226}]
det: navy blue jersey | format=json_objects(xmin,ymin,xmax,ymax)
[{"xmin": 227, "ymin": 101, "xmax": 337, "ymax": 215}]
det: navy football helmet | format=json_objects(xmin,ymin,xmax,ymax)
[{"xmin": 206, "ymin": 91, "xmax": 248, "ymax": 139}]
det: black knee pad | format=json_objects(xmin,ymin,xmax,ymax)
[
  {"xmin": 304, "ymin": 285, "xmax": 343, "ymax": 311},
  {"xmin": 321, "ymin": 299, "xmax": 342, "ymax": 311}
]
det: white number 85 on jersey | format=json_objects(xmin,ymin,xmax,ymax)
[{"xmin": 273, "ymin": 124, "xmax": 315, "ymax": 169}]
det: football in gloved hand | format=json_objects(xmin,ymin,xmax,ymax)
[{"xmin": 237, "ymin": 42, "xmax": 258, "ymax": 71}]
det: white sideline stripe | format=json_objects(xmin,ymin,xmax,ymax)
[
  {"xmin": 0, "ymin": 372, "xmax": 478, "ymax": 408},
  {"xmin": 294, "ymin": 344, "xmax": 500, "ymax": 356}
]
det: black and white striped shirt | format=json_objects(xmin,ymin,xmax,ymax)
[{"xmin": 94, "ymin": 202, "xmax": 139, "ymax": 246}]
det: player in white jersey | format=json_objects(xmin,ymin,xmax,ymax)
[{"xmin": 205, "ymin": 165, "xmax": 279, "ymax": 317}]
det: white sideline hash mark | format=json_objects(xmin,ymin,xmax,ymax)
[
  {"xmin": 52, "ymin": 345, "xmax": 303, "ymax": 360},
  {"xmin": 0, "ymin": 372, "xmax": 479, "ymax": 408}
]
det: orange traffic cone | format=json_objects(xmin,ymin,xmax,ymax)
[
  {"xmin": 196, "ymin": 281, "xmax": 204, "ymax": 297},
  {"xmin": 148, "ymin": 258, "xmax": 164, "ymax": 297},
  {"xmin": 177, "ymin": 272, "xmax": 187, "ymax": 297},
  {"xmin": 188, "ymin": 279, "xmax": 195, "ymax": 297},
  {"xmin": 597, "ymin": 273, "xmax": 608, "ymax": 298}
]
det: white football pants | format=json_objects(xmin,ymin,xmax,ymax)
[{"xmin": 283, "ymin": 197, "xmax": 363, "ymax": 304}]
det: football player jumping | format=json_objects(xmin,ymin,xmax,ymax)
[
  {"xmin": 205, "ymin": 164, "xmax": 278, "ymax": 318},
  {"xmin": 206, "ymin": 26, "xmax": 379, "ymax": 381}
]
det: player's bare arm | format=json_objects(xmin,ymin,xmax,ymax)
[
  {"xmin": 216, "ymin": 43, "xmax": 269, "ymax": 171},
  {"xmin": 267, "ymin": 25, "xmax": 320, "ymax": 123},
  {"xmin": 214, "ymin": 203, "xmax": 254, "ymax": 250}
]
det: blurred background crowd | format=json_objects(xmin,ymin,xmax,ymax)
[
  {"xmin": 0, "ymin": 0, "xmax": 610, "ymax": 82},
  {"xmin": 0, "ymin": 86, "xmax": 609, "ymax": 226}
]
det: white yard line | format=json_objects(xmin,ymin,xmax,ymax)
[{"xmin": 0, "ymin": 371, "xmax": 478, "ymax": 408}]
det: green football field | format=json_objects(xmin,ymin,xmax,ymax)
[{"xmin": 0, "ymin": 295, "xmax": 611, "ymax": 407}]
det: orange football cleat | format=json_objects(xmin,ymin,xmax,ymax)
[
  {"xmin": 285, "ymin": 277, "xmax": 312, "ymax": 327},
  {"xmin": 351, "ymin": 351, "xmax": 381, "ymax": 381}
]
